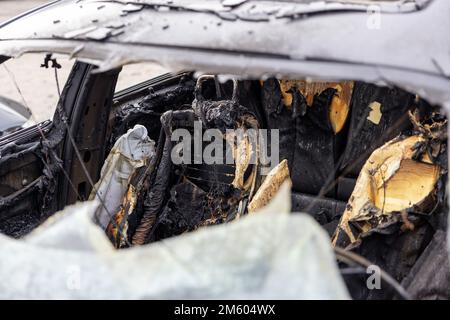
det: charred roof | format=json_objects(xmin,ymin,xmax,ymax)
[{"xmin": 0, "ymin": 0, "xmax": 449, "ymax": 105}]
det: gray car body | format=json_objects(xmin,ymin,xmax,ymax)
[
  {"xmin": 0, "ymin": 0, "xmax": 448, "ymax": 107},
  {"xmin": 0, "ymin": 96, "xmax": 30, "ymax": 133}
]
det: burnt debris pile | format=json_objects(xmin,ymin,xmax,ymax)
[{"xmin": 105, "ymin": 76, "xmax": 263, "ymax": 248}]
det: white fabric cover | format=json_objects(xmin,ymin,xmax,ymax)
[
  {"xmin": 0, "ymin": 182, "xmax": 349, "ymax": 299},
  {"xmin": 88, "ymin": 124, "xmax": 155, "ymax": 229}
]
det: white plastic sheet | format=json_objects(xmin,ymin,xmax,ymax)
[
  {"xmin": 88, "ymin": 124, "xmax": 155, "ymax": 229},
  {"xmin": 0, "ymin": 182, "xmax": 349, "ymax": 299}
]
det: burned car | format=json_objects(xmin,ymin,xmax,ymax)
[{"xmin": 0, "ymin": 0, "xmax": 450, "ymax": 299}]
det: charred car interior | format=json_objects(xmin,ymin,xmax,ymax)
[
  {"xmin": 0, "ymin": 61, "xmax": 448, "ymax": 299},
  {"xmin": 1, "ymin": 0, "xmax": 450, "ymax": 300}
]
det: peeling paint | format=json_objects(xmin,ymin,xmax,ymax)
[
  {"xmin": 222, "ymin": 0, "xmax": 248, "ymax": 7},
  {"xmin": 0, "ymin": 0, "xmax": 449, "ymax": 106}
]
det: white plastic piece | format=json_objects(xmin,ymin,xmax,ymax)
[
  {"xmin": 88, "ymin": 124, "xmax": 155, "ymax": 229},
  {"xmin": 0, "ymin": 182, "xmax": 349, "ymax": 299}
]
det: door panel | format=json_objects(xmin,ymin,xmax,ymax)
[
  {"xmin": 58, "ymin": 66, "xmax": 121, "ymax": 207},
  {"xmin": 0, "ymin": 61, "xmax": 90, "ymax": 237}
]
